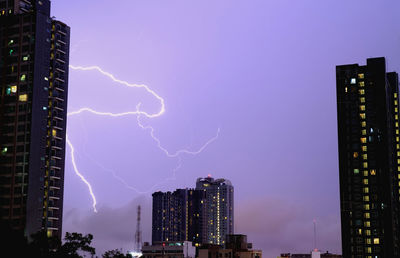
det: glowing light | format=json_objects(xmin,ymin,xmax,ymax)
[
  {"xmin": 66, "ymin": 134, "xmax": 98, "ymax": 212},
  {"xmin": 67, "ymin": 64, "xmax": 219, "ymax": 212}
]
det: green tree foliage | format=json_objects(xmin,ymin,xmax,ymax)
[{"xmin": 57, "ymin": 232, "xmax": 96, "ymax": 258}]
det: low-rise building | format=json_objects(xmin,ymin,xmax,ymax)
[{"xmin": 142, "ymin": 241, "xmax": 196, "ymax": 258}]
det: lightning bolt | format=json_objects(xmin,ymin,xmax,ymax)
[{"xmin": 67, "ymin": 65, "xmax": 219, "ymax": 212}]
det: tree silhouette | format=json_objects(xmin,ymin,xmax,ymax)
[{"xmin": 102, "ymin": 249, "xmax": 133, "ymax": 258}]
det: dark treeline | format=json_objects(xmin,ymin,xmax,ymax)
[{"xmin": 1, "ymin": 223, "xmax": 132, "ymax": 258}]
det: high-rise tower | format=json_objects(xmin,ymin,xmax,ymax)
[
  {"xmin": 196, "ymin": 176, "xmax": 234, "ymax": 245},
  {"xmin": 336, "ymin": 57, "xmax": 400, "ymax": 257},
  {"xmin": 0, "ymin": 0, "xmax": 70, "ymax": 239},
  {"xmin": 152, "ymin": 189, "xmax": 207, "ymax": 245}
]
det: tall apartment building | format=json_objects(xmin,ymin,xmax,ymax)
[
  {"xmin": 0, "ymin": 0, "xmax": 70, "ymax": 239},
  {"xmin": 196, "ymin": 176, "xmax": 234, "ymax": 245},
  {"xmin": 336, "ymin": 57, "xmax": 400, "ymax": 257},
  {"xmin": 152, "ymin": 188, "xmax": 207, "ymax": 245}
]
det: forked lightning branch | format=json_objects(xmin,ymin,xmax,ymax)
[{"xmin": 67, "ymin": 65, "xmax": 219, "ymax": 212}]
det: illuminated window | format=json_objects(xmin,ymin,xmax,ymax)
[
  {"xmin": 363, "ymin": 162, "xmax": 368, "ymax": 168},
  {"xmin": 363, "ymin": 187, "xmax": 369, "ymax": 193},
  {"xmin": 363, "ymin": 179, "xmax": 368, "ymax": 185},
  {"xmin": 23, "ymin": 55, "xmax": 29, "ymax": 61},
  {"xmin": 364, "ymin": 213, "xmax": 370, "ymax": 219},
  {"xmin": 354, "ymin": 169, "xmax": 359, "ymax": 174},
  {"xmin": 1, "ymin": 147, "xmax": 8, "ymax": 155},
  {"xmin": 359, "ymin": 89, "xmax": 365, "ymax": 95},
  {"xmin": 361, "ymin": 138, "xmax": 367, "ymax": 144},
  {"xmin": 362, "ymin": 146, "xmax": 367, "ymax": 152},
  {"xmin": 364, "ymin": 221, "xmax": 370, "ymax": 227},
  {"xmin": 19, "ymin": 94, "xmax": 28, "ymax": 102},
  {"xmin": 345, "ymin": 87, "xmax": 348, "ymax": 93},
  {"xmin": 360, "ymin": 97, "xmax": 365, "ymax": 103},
  {"xmin": 366, "ymin": 238, "xmax": 371, "ymax": 245},
  {"xmin": 364, "ymin": 204, "xmax": 370, "ymax": 210},
  {"xmin": 52, "ymin": 129, "xmax": 57, "ymax": 137},
  {"xmin": 370, "ymin": 169, "xmax": 376, "ymax": 175},
  {"xmin": 366, "ymin": 230, "xmax": 371, "ymax": 236},
  {"xmin": 360, "ymin": 105, "xmax": 365, "ymax": 111},
  {"xmin": 362, "ymin": 129, "xmax": 367, "ymax": 135},
  {"xmin": 358, "ymin": 74, "xmax": 365, "ymax": 79},
  {"xmin": 359, "ymin": 81, "xmax": 365, "ymax": 87},
  {"xmin": 20, "ymin": 74, "xmax": 26, "ymax": 81},
  {"xmin": 364, "ymin": 170, "xmax": 368, "ymax": 176},
  {"xmin": 396, "ymin": 107, "xmax": 399, "ymax": 113},
  {"xmin": 47, "ymin": 230, "xmax": 52, "ymax": 238},
  {"xmin": 351, "ymin": 78, "xmax": 356, "ymax": 84},
  {"xmin": 358, "ymin": 229, "xmax": 362, "ymax": 235},
  {"xmin": 395, "ymin": 100, "xmax": 398, "ymax": 106},
  {"xmin": 363, "ymin": 196, "xmax": 370, "ymax": 202},
  {"xmin": 363, "ymin": 154, "xmax": 368, "ymax": 160},
  {"xmin": 361, "ymin": 121, "xmax": 366, "ymax": 127},
  {"xmin": 11, "ymin": 85, "xmax": 17, "ymax": 93},
  {"xmin": 360, "ymin": 113, "xmax": 366, "ymax": 119},
  {"xmin": 395, "ymin": 93, "xmax": 398, "ymax": 98},
  {"xmin": 367, "ymin": 247, "xmax": 372, "ymax": 253},
  {"xmin": 353, "ymin": 152, "xmax": 359, "ymax": 158},
  {"xmin": 374, "ymin": 238, "xmax": 379, "ymax": 244},
  {"xmin": 397, "ymin": 130, "xmax": 399, "ymax": 135}
]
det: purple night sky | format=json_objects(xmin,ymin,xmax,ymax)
[{"xmin": 51, "ymin": 1, "xmax": 400, "ymax": 257}]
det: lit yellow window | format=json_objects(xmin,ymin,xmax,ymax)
[
  {"xmin": 358, "ymin": 73, "xmax": 365, "ymax": 79},
  {"xmin": 364, "ymin": 204, "xmax": 370, "ymax": 210},
  {"xmin": 395, "ymin": 100, "xmax": 398, "ymax": 106},
  {"xmin": 366, "ymin": 230, "xmax": 371, "ymax": 236},
  {"xmin": 345, "ymin": 87, "xmax": 348, "ymax": 93},
  {"xmin": 361, "ymin": 121, "xmax": 366, "ymax": 127},
  {"xmin": 397, "ymin": 136, "xmax": 400, "ymax": 142},
  {"xmin": 364, "ymin": 221, "xmax": 370, "ymax": 227},
  {"xmin": 364, "ymin": 213, "xmax": 370, "ymax": 219},
  {"xmin": 361, "ymin": 137, "xmax": 367, "ymax": 143},
  {"xmin": 19, "ymin": 94, "xmax": 28, "ymax": 102},
  {"xmin": 52, "ymin": 129, "xmax": 57, "ymax": 137},
  {"xmin": 370, "ymin": 169, "xmax": 376, "ymax": 175},
  {"xmin": 362, "ymin": 129, "xmax": 367, "ymax": 135},
  {"xmin": 359, "ymin": 81, "xmax": 365, "ymax": 87},
  {"xmin": 396, "ymin": 107, "xmax": 399, "ymax": 113},
  {"xmin": 398, "ymin": 159, "xmax": 400, "ymax": 164},
  {"xmin": 359, "ymin": 89, "xmax": 365, "ymax": 95},
  {"xmin": 11, "ymin": 85, "xmax": 17, "ymax": 93},
  {"xmin": 397, "ymin": 130, "xmax": 399, "ymax": 135},
  {"xmin": 20, "ymin": 74, "xmax": 26, "ymax": 81},
  {"xmin": 353, "ymin": 152, "xmax": 358, "ymax": 158},
  {"xmin": 374, "ymin": 238, "xmax": 379, "ymax": 244},
  {"xmin": 363, "ymin": 178, "xmax": 368, "ymax": 184},
  {"xmin": 47, "ymin": 230, "xmax": 52, "ymax": 238},
  {"xmin": 360, "ymin": 113, "xmax": 366, "ymax": 119},
  {"xmin": 364, "ymin": 170, "xmax": 369, "ymax": 176},
  {"xmin": 360, "ymin": 97, "xmax": 365, "ymax": 103},
  {"xmin": 363, "ymin": 196, "xmax": 369, "ymax": 202},
  {"xmin": 397, "ymin": 144, "xmax": 400, "ymax": 149},
  {"xmin": 362, "ymin": 146, "xmax": 367, "ymax": 152},
  {"xmin": 358, "ymin": 229, "xmax": 362, "ymax": 235},
  {"xmin": 396, "ymin": 115, "xmax": 399, "ymax": 120},
  {"xmin": 363, "ymin": 187, "xmax": 369, "ymax": 193},
  {"xmin": 366, "ymin": 238, "xmax": 371, "ymax": 244},
  {"xmin": 363, "ymin": 162, "xmax": 368, "ymax": 168},
  {"xmin": 398, "ymin": 174, "xmax": 400, "ymax": 179},
  {"xmin": 360, "ymin": 105, "xmax": 365, "ymax": 111},
  {"xmin": 363, "ymin": 154, "xmax": 367, "ymax": 160},
  {"xmin": 367, "ymin": 247, "xmax": 372, "ymax": 253},
  {"xmin": 397, "ymin": 122, "xmax": 399, "ymax": 128}
]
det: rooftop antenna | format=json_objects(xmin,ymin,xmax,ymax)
[
  {"xmin": 135, "ymin": 205, "xmax": 142, "ymax": 252},
  {"xmin": 313, "ymin": 219, "xmax": 318, "ymax": 251}
]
